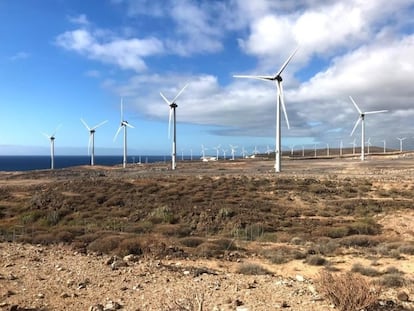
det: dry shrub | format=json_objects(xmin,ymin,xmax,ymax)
[
  {"xmin": 179, "ymin": 237, "xmax": 205, "ymax": 248},
  {"xmin": 351, "ymin": 263, "xmax": 382, "ymax": 277},
  {"xmin": 236, "ymin": 263, "xmax": 271, "ymax": 275},
  {"xmin": 117, "ymin": 237, "xmax": 142, "ymax": 257},
  {"xmin": 317, "ymin": 270, "xmax": 381, "ymax": 311},
  {"xmin": 87, "ymin": 235, "xmax": 122, "ymax": 254}
]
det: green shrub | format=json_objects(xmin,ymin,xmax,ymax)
[{"xmin": 87, "ymin": 235, "xmax": 122, "ymax": 254}]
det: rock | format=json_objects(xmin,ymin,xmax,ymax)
[
  {"xmin": 295, "ymin": 274, "xmax": 305, "ymax": 282},
  {"xmin": 111, "ymin": 260, "xmax": 128, "ymax": 270},
  {"xmin": 123, "ymin": 254, "xmax": 140, "ymax": 262},
  {"xmin": 104, "ymin": 300, "xmax": 122, "ymax": 310},
  {"xmin": 236, "ymin": 307, "xmax": 250, "ymax": 311},
  {"xmin": 397, "ymin": 291, "xmax": 409, "ymax": 302},
  {"xmin": 89, "ymin": 304, "xmax": 104, "ymax": 311},
  {"xmin": 37, "ymin": 293, "xmax": 45, "ymax": 298}
]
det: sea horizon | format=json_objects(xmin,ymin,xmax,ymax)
[{"xmin": 0, "ymin": 155, "xmax": 199, "ymax": 172}]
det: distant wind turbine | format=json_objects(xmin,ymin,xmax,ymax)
[
  {"xmin": 397, "ymin": 137, "xmax": 406, "ymax": 152},
  {"xmin": 214, "ymin": 144, "xmax": 221, "ymax": 160},
  {"xmin": 114, "ymin": 98, "xmax": 134, "ymax": 168},
  {"xmin": 349, "ymin": 96, "xmax": 388, "ymax": 161},
  {"xmin": 350, "ymin": 139, "xmax": 356, "ymax": 155},
  {"xmin": 234, "ymin": 47, "xmax": 299, "ymax": 172},
  {"xmin": 42, "ymin": 125, "xmax": 61, "ymax": 170},
  {"xmin": 313, "ymin": 144, "xmax": 317, "ymax": 157},
  {"xmin": 229, "ymin": 144, "xmax": 237, "ymax": 161},
  {"xmin": 381, "ymin": 139, "xmax": 386, "ymax": 153},
  {"xmin": 366, "ymin": 137, "xmax": 372, "ymax": 154},
  {"xmin": 339, "ymin": 140, "xmax": 343, "ymax": 157},
  {"xmin": 326, "ymin": 143, "xmax": 330, "ymax": 156},
  {"xmin": 81, "ymin": 118, "xmax": 107, "ymax": 166},
  {"xmin": 160, "ymin": 83, "xmax": 188, "ymax": 170}
]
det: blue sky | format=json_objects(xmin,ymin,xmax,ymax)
[{"xmin": 1, "ymin": 0, "xmax": 414, "ymax": 156}]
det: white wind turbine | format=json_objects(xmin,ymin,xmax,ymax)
[
  {"xmin": 313, "ymin": 144, "xmax": 317, "ymax": 157},
  {"xmin": 234, "ymin": 47, "xmax": 298, "ymax": 172},
  {"xmin": 81, "ymin": 119, "xmax": 108, "ymax": 166},
  {"xmin": 397, "ymin": 137, "xmax": 406, "ymax": 152},
  {"xmin": 366, "ymin": 137, "xmax": 372, "ymax": 154},
  {"xmin": 213, "ymin": 144, "xmax": 221, "ymax": 160},
  {"xmin": 160, "ymin": 84, "xmax": 188, "ymax": 170},
  {"xmin": 350, "ymin": 139, "xmax": 357, "ymax": 155},
  {"xmin": 222, "ymin": 148, "xmax": 227, "ymax": 160},
  {"xmin": 349, "ymin": 96, "xmax": 388, "ymax": 161},
  {"xmin": 381, "ymin": 139, "xmax": 386, "ymax": 153},
  {"xmin": 326, "ymin": 143, "xmax": 330, "ymax": 156},
  {"xmin": 42, "ymin": 125, "xmax": 61, "ymax": 170},
  {"xmin": 114, "ymin": 98, "xmax": 134, "ymax": 168},
  {"xmin": 229, "ymin": 144, "xmax": 237, "ymax": 161}
]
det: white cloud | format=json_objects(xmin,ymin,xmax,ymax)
[
  {"xmin": 68, "ymin": 14, "xmax": 90, "ymax": 26},
  {"xmin": 55, "ymin": 29, "xmax": 164, "ymax": 72},
  {"xmin": 10, "ymin": 51, "xmax": 30, "ymax": 61}
]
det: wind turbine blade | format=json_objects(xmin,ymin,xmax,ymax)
[
  {"xmin": 350, "ymin": 117, "xmax": 361, "ymax": 136},
  {"xmin": 276, "ymin": 46, "xmax": 299, "ymax": 77},
  {"xmin": 125, "ymin": 123, "xmax": 134, "ymax": 129},
  {"xmin": 42, "ymin": 132, "xmax": 50, "ymax": 139},
  {"xmin": 80, "ymin": 118, "xmax": 91, "ymax": 131},
  {"xmin": 172, "ymin": 83, "xmax": 189, "ymax": 103},
  {"xmin": 278, "ymin": 81, "xmax": 290, "ymax": 129},
  {"xmin": 114, "ymin": 126, "xmax": 122, "ymax": 142},
  {"xmin": 92, "ymin": 120, "xmax": 108, "ymax": 130},
  {"xmin": 364, "ymin": 110, "xmax": 388, "ymax": 115},
  {"xmin": 168, "ymin": 108, "xmax": 172, "ymax": 139},
  {"xmin": 233, "ymin": 75, "xmax": 274, "ymax": 81},
  {"xmin": 160, "ymin": 92, "xmax": 171, "ymax": 105},
  {"xmin": 349, "ymin": 96, "xmax": 362, "ymax": 114},
  {"xmin": 52, "ymin": 124, "xmax": 62, "ymax": 137}
]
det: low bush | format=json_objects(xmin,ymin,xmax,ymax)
[
  {"xmin": 87, "ymin": 235, "xmax": 122, "ymax": 254},
  {"xmin": 236, "ymin": 263, "xmax": 271, "ymax": 275},
  {"xmin": 351, "ymin": 263, "xmax": 382, "ymax": 277},
  {"xmin": 179, "ymin": 237, "xmax": 205, "ymax": 248},
  {"xmin": 305, "ymin": 254, "xmax": 327, "ymax": 266},
  {"xmin": 317, "ymin": 271, "xmax": 381, "ymax": 311}
]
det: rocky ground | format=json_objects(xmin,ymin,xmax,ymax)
[{"xmin": 1, "ymin": 155, "xmax": 414, "ymax": 310}]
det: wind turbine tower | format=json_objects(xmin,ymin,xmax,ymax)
[
  {"xmin": 114, "ymin": 98, "xmax": 134, "ymax": 168},
  {"xmin": 350, "ymin": 139, "xmax": 356, "ymax": 155},
  {"xmin": 381, "ymin": 140, "xmax": 386, "ymax": 153},
  {"xmin": 43, "ymin": 125, "xmax": 61, "ymax": 170},
  {"xmin": 160, "ymin": 84, "xmax": 188, "ymax": 170},
  {"xmin": 81, "ymin": 119, "xmax": 108, "ymax": 166},
  {"xmin": 234, "ymin": 47, "xmax": 298, "ymax": 172},
  {"xmin": 397, "ymin": 137, "xmax": 406, "ymax": 152},
  {"xmin": 349, "ymin": 96, "xmax": 388, "ymax": 161}
]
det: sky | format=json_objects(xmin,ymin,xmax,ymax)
[{"xmin": 1, "ymin": 0, "xmax": 414, "ymax": 156}]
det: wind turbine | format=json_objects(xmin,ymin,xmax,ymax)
[
  {"xmin": 160, "ymin": 83, "xmax": 188, "ymax": 170},
  {"xmin": 326, "ymin": 143, "xmax": 330, "ymax": 156},
  {"xmin": 397, "ymin": 137, "xmax": 406, "ymax": 152},
  {"xmin": 42, "ymin": 125, "xmax": 61, "ymax": 170},
  {"xmin": 366, "ymin": 137, "xmax": 372, "ymax": 154},
  {"xmin": 234, "ymin": 47, "xmax": 298, "ymax": 172},
  {"xmin": 213, "ymin": 144, "xmax": 221, "ymax": 160},
  {"xmin": 350, "ymin": 139, "xmax": 356, "ymax": 155},
  {"xmin": 229, "ymin": 144, "xmax": 237, "ymax": 161},
  {"xmin": 339, "ymin": 140, "xmax": 343, "ymax": 157},
  {"xmin": 381, "ymin": 139, "xmax": 386, "ymax": 153},
  {"xmin": 349, "ymin": 96, "xmax": 388, "ymax": 161},
  {"xmin": 201, "ymin": 144, "xmax": 207, "ymax": 160},
  {"xmin": 222, "ymin": 148, "xmax": 227, "ymax": 160},
  {"xmin": 114, "ymin": 98, "xmax": 134, "ymax": 168},
  {"xmin": 313, "ymin": 144, "xmax": 317, "ymax": 157},
  {"xmin": 81, "ymin": 119, "xmax": 108, "ymax": 166}
]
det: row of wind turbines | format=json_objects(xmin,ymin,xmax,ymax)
[{"xmin": 43, "ymin": 47, "xmax": 392, "ymax": 172}]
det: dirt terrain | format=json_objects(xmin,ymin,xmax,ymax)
[{"xmin": 1, "ymin": 154, "xmax": 414, "ymax": 310}]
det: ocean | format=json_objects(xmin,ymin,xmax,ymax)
[{"xmin": 0, "ymin": 155, "xmax": 190, "ymax": 171}]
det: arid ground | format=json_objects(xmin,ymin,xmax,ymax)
[{"xmin": 1, "ymin": 153, "xmax": 414, "ymax": 310}]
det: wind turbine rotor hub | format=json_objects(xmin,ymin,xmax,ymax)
[
  {"xmin": 90, "ymin": 130, "xmax": 95, "ymax": 134},
  {"xmin": 275, "ymin": 75, "xmax": 283, "ymax": 82},
  {"xmin": 170, "ymin": 103, "xmax": 178, "ymax": 108}
]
